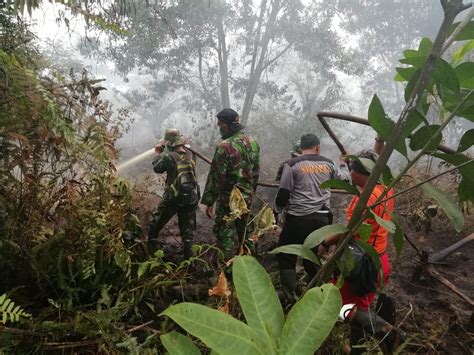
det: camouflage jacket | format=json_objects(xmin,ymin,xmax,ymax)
[
  {"xmin": 201, "ymin": 131, "xmax": 260, "ymax": 206},
  {"xmin": 152, "ymin": 150, "xmax": 196, "ymax": 187}
]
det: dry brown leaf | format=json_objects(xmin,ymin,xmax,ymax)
[
  {"xmin": 8, "ymin": 132, "xmax": 29, "ymax": 143},
  {"xmin": 218, "ymin": 303, "xmax": 230, "ymax": 314},
  {"xmin": 223, "ymin": 186, "xmax": 249, "ymax": 222},
  {"xmin": 208, "ymin": 271, "xmax": 231, "ymax": 298}
]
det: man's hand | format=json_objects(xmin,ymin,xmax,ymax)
[
  {"xmin": 339, "ymin": 154, "xmax": 349, "ymax": 166},
  {"xmin": 318, "ymin": 242, "xmax": 328, "ymax": 256},
  {"xmin": 155, "ymin": 143, "xmax": 165, "ymax": 154},
  {"xmin": 205, "ymin": 205, "xmax": 215, "ymax": 219}
]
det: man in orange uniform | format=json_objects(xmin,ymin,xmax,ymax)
[{"xmin": 319, "ymin": 140, "xmax": 404, "ymax": 352}]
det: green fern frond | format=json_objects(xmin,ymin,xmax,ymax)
[{"xmin": 0, "ymin": 294, "xmax": 32, "ymax": 324}]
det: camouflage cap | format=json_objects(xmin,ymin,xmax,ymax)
[
  {"xmin": 163, "ymin": 128, "xmax": 185, "ymax": 148},
  {"xmin": 290, "ymin": 141, "xmax": 301, "ymax": 156}
]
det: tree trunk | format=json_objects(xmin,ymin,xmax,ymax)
[
  {"xmin": 217, "ymin": 14, "xmax": 230, "ymax": 109},
  {"xmin": 240, "ymin": 0, "xmax": 281, "ymax": 126}
]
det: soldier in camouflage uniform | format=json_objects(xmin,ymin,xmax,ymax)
[
  {"xmin": 275, "ymin": 142, "xmax": 302, "ymax": 182},
  {"xmin": 149, "ymin": 128, "xmax": 200, "ymax": 259},
  {"xmin": 201, "ymin": 108, "xmax": 260, "ymax": 260}
]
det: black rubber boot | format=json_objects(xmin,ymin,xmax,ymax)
[
  {"xmin": 183, "ymin": 241, "xmax": 193, "ymax": 260},
  {"xmin": 350, "ymin": 309, "xmax": 406, "ymax": 353},
  {"xmin": 280, "ymin": 269, "xmax": 298, "ymax": 304}
]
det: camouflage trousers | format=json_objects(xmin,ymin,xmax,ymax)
[
  {"xmin": 214, "ymin": 201, "xmax": 255, "ymax": 260},
  {"xmin": 149, "ymin": 196, "xmax": 196, "ymax": 247}
]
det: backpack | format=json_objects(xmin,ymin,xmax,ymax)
[
  {"xmin": 345, "ymin": 241, "xmax": 378, "ymax": 297},
  {"xmin": 169, "ymin": 151, "xmax": 200, "ymax": 206}
]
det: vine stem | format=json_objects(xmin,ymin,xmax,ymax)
[{"xmin": 304, "ymin": 0, "xmax": 469, "ymax": 293}]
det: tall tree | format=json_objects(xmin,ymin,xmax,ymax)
[{"xmin": 87, "ymin": 0, "xmax": 355, "ymax": 127}]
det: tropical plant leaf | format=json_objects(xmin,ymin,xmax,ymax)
[
  {"xmin": 356, "ymin": 223, "xmax": 372, "ymax": 243},
  {"xmin": 419, "ymin": 181, "xmax": 464, "ymax": 233},
  {"xmin": 433, "ymin": 58, "xmax": 460, "ymax": 93},
  {"xmin": 270, "ymin": 244, "xmax": 320, "ymax": 265},
  {"xmin": 450, "ymin": 20, "xmax": 474, "ymax": 41},
  {"xmin": 418, "ymin": 37, "xmax": 433, "ymax": 56},
  {"xmin": 452, "ymin": 39, "xmax": 474, "ymax": 64},
  {"xmin": 303, "ymin": 224, "xmax": 349, "ymax": 249},
  {"xmin": 395, "ymin": 67, "xmax": 417, "ymax": 82},
  {"xmin": 409, "ymin": 125, "xmax": 442, "ymax": 151},
  {"xmin": 367, "ymin": 209, "xmax": 396, "ymax": 234},
  {"xmin": 368, "ymin": 95, "xmax": 406, "ymax": 156},
  {"xmin": 457, "ymin": 129, "xmax": 474, "ymax": 152},
  {"xmin": 279, "ymin": 284, "xmax": 341, "ymax": 355},
  {"xmin": 405, "ymin": 68, "xmax": 421, "ymax": 101},
  {"xmin": 160, "ymin": 303, "xmax": 265, "ymax": 355},
  {"xmin": 454, "ymin": 62, "xmax": 474, "ymax": 89},
  {"xmin": 430, "ymin": 152, "xmax": 474, "ymax": 201},
  {"xmin": 393, "ymin": 223, "xmax": 404, "ymax": 257},
  {"xmin": 319, "ymin": 179, "xmax": 359, "ymax": 195},
  {"xmin": 160, "ymin": 331, "xmax": 200, "ymax": 355},
  {"xmin": 233, "ymin": 256, "xmax": 284, "ymax": 345}
]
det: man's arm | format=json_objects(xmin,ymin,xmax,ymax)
[
  {"xmin": 274, "ymin": 163, "xmax": 293, "ymax": 213},
  {"xmin": 374, "ymin": 136, "xmax": 384, "ymax": 155},
  {"xmin": 152, "ymin": 153, "xmax": 174, "ymax": 174},
  {"xmin": 332, "ymin": 159, "xmax": 351, "ymax": 181},
  {"xmin": 252, "ymin": 142, "xmax": 260, "ymax": 191},
  {"xmin": 201, "ymin": 145, "xmax": 227, "ymax": 207}
]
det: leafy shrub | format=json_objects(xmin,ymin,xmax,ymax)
[{"xmin": 160, "ymin": 256, "xmax": 342, "ymax": 355}]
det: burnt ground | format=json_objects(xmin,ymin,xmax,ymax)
[{"xmin": 131, "ymin": 175, "xmax": 474, "ymax": 354}]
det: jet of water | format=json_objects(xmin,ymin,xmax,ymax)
[{"xmin": 116, "ymin": 148, "xmax": 155, "ymax": 171}]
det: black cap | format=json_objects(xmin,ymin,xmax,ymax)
[{"xmin": 217, "ymin": 108, "xmax": 244, "ymax": 132}]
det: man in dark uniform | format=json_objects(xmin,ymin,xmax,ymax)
[
  {"xmin": 201, "ymin": 108, "xmax": 260, "ymax": 260},
  {"xmin": 274, "ymin": 133, "xmax": 349, "ymax": 301},
  {"xmin": 149, "ymin": 128, "xmax": 199, "ymax": 259}
]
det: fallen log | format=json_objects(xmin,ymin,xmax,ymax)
[
  {"xmin": 430, "ymin": 233, "xmax": 474, "ymax": 263},
  {"xmin": 316, "ymin": 111, "xmax": 468, "ymax": 157},
  {"xmin": 423, "ymin": 264, "xmax": 474, "ymax": 307}
]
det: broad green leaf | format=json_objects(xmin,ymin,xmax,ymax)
[
  {"xmin": 233, "ymin": 256, "xmax": 284, "ymax": 344},
  {"xmin": 304, "ymin": 224, "xmax": 349, "ymax": 249},
  {"xmin": 367, "ymin": 209, "xmax": 396, "ymax": 234},
  {"xmin": 381, "ymin": 165, "xmax": 394, "ymax": 186},
  {"xmin": 405, "ymin": 69, "xmax": 421, "ymax": 101},
  {"xmin": 409, "ymin": 125, "xmax": 442, "ymax": 151},
  {"xmin": 451, "ymin": 20, "xmax": 474, "ymax": 41},
  {"xmin": 160, "ymin": 303, "xmax": 265, "ymax": 355},
  {"xmin": 419, "ymin": 181, "xmax": 464, "ymax": 232},
  {"xmin": 403, "ymin": 49, "xmax": 419, "ymax": 58},
  {"xmin": 452, "ymin": 39, "xmax": 474, "ymax": 64},
  {"xmin": 395, "ymin": 67, "xmax": 417, "ymax": 82},
  {"xmin": 431, "ymin": 152, "xmax": 474, "ymax": 201},
  {"xmin": 279, "ymin": 284, "xmax": 341, "ymax": 355},
  {"xmin": 441, "ymin": 87, "xmax": 474, "ymax": 122},
  {"xmin": 368, "ymin": 95, "xmax": 393, "ymax": 140},
  {"xmin": 356, "ymin": 223, "xmax": 372, "ymax": 243},
  {"xmin": 319, "ymin": 179, "xmax": 359, "ymax": 195},
  {"xmin": 402, "ymin": 109, "xmax": 425, "ymax": 137},
  {"xmin": 270, "ymin": 244, "xmax": 320, "ymax": 265},
  {"xmin": 433, "ymin": 58, "xmax": 460, "ymax": 93},
  {"xmin": 393, "ymin": 223, "xmax": 404, "ymax": 257},
  {"xmin": 454, "ymin": 62, "xmax": 474, "ymax": 89},
  {"xmin": 418, "ymin": 37, "xmax": 433, "ymax": 56},
  {"xmin": 160, "ymin": 331, "xmax": 200, "ymax": 355},
  {"xmin": 400, "ymin": 55, "xmax": 426, "ymax": 68},
  {"xmin": 458, "ymin": 129, "xmax": 474, "ymax": 152},
  {"xmin": 367, "ymin": 95, "xmax": 407, "ymax": 156}
]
